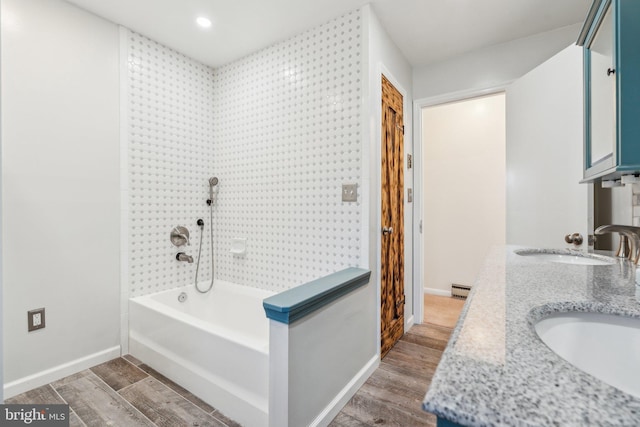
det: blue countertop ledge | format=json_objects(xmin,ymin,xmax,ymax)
[{"xmin": 263, "ymin": 267, "xmax": 371, "ymax": 324}]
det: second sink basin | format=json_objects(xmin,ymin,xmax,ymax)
[
  {"xmin": 515, "ymin": 249, "xmax": 615, "ymax": 266},
  {"xmin": 535, "ymin": 311, "xmax": 640, "ymax": 398}
]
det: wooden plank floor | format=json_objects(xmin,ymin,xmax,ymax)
[
  {"xmin": 424, "ymin": 294, "xmax": 466, "ymax": 328},
  {"xmin": 6, "ymin": 299, "xmax": 460, "ymax": 427},
  {"xmin": 5, "ymin": 355, "xmax": 241, "ymax": 427},
  {"xmin": 330, "ymin": 323, "xmax": 453, "ymax": 427}
]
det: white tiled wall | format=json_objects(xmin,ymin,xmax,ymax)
[
  {"xmin": 125, "ymin": 29, "xmax": 216, "ymax": 297},
  {"xmin": 126, "ymin": 9, "xmax": 363, "ymax": 296},
  {"xmin": 212, "ymin": 10, "xmax": 363, "ymax": 292}
]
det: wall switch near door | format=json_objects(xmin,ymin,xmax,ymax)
[
  {"xmin": 342, "ymin": 183, "xmax": 357, "ymax": 202},
  {"xmin": 28, "ymin": 308, "xmax": 45, "ymax": 332}
]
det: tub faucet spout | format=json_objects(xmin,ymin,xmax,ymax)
[{"xmin": 176, "ymin": 252, "xmax": 194, "ymax": 263}]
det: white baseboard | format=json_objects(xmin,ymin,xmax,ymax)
[
  {"xmin": 405, "ymin": 315, "xmax": 415, "ymax": 329},
  {"xmin": 424, "ymin": 287, "xmax": 452, "ymax": 297},
  {"xmin": 310, "ymin": 355, "xmax": 379, "ymax": 427},
  {"xmin": 3, "ymin": 346, "xmax": 120, "ymax": 399}
]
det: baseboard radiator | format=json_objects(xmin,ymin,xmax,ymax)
[{"xmin": 451, "ymin": 283, "xmax": 471, "ymax": 300}]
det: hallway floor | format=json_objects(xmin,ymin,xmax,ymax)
[
  {"xmin": 423, "ymin": 294, "xmax": 466, "ymax": 328},
  {"xmin": 7, "ymin": 295, "xmax": 465, "ymax": 427}
]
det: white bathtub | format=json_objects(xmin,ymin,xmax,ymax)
[{"xmin": 129, "ymin": 280, "xmax": 275, "ymax": 427}]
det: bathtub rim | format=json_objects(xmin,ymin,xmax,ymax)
[{"xmin": 130, "ymin": 281, "xmax": 273, "ymax": 354}]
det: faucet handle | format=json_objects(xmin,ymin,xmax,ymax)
[
  {"xmin": 170, "ymin": 226, "xmax": 190, "ymax": 247},
  {"xmin": 564, "ymin": 233, "xmax": 583, "ymax": 245}
]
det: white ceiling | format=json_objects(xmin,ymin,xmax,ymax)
[{"xmin": 65, "ymin": 0, "xmax": 592, "ymax": 68}]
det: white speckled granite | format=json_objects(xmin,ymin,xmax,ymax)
[{"xmin": 423, "ymin": 245, "xmax": 640, "ymax": 426}]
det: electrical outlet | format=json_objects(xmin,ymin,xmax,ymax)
[{"xmin": 28, "ymin": 308, "xmax": 45, "ymax": 332}]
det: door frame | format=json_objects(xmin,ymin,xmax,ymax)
[{"xmin": 412, "ymin": 83, "xmax": 510, "ymax": 321}]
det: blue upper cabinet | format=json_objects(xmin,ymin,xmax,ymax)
[{"xmin": 578, "ymin": 0, "xmax": 640, "ymax": 182}]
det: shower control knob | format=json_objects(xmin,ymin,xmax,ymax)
[{"xmin": 170, "ymin": 226, "xmax": 190, "ymax": 247}]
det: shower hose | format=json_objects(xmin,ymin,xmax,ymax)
[{"xmin": 194, "ymin": 201, "xmax": 214, "ymax": 293}]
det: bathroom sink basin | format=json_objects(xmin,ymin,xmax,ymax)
[
  {"xmin": 514, "ymin": 249, "xmax": 615, "ymax": 266},
  {"xmin": 535, "ymin": 312, "xmax": 640, "ymax": 397}
]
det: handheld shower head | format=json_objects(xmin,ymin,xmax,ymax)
[{"xmin": 207, "ymin": 177, "xmax": 219, "ymax": 205}]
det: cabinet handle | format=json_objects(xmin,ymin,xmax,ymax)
[
  {"xmin": 382, "ymin": 226, "xmax": 393, "ymax": 236},
  {"xmin": 607, "ymin": 68, "xmax": 616, "ymax": 76}
]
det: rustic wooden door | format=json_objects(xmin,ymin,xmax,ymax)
[{"xmin": 380, "ymin": 75, "xmax": 405, "ymax": 358}]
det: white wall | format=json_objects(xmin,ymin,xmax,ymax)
[
  {"xmin": 124, "ymin": 29, "xmax": 216, "ymax": 298},
  {"xmin": 0, "ymin": 2, "xmax": 3, "ymax": 400},
  {"xmin": 413, "ymin": 24, "xmax": 582, "ymax": 100},
  {"xmin": 212, "ymin": 9, "xmax": 363, "ymax": 293},
  {"xmin": 361, "ymin": 5, "xmax": 415, "ymax": 332},
  {"xmin": 269, "ymin": 280, "xmax": 377, "ymax": 427},
  {"xmin": 506, "ymin": 45, "xmax": 588, "ymax": 248},
  {"xmin": 1, "ymin": 0, "xmax": 120, "ymax": 396},
  {"xmin": 125, "ymin": 8, "xmax": 367, "ymax": 297},
  {"xmin": 422, "ymin": 93, "xmax": 506, "ymax": 294}
]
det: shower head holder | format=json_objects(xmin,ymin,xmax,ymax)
[{"xmin": 207, "ymin": 176, "xmax": 219, "ymax": 205}]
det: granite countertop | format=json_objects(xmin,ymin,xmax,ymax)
[{"xmin": 423, "ymin": 245, "xmax": 640, "ymax": 426}]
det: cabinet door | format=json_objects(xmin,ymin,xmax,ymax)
[{"xmin": 587, "ymin": 3, "xmax": 615, "ymax": 169}]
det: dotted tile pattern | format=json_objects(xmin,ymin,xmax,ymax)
[
  {"xmin": 212, "ymin": 10, "xmax": 362, "ymax": 292},
  {"xmin": 126, "ymin": 30, "xmax": 216, "ymax": 297},
  {"xmin": 126, "ymin": 9, "xmax": 362, "ymax": 297}
]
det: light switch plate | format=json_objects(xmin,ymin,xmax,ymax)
[{"xmin": 342, "ymin": 183, "xmax": 357, "ymax": 202}]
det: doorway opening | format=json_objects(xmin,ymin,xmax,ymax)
[{"xmin": 419, "ymin": 92, "xmax": 506, "ymax": 322}]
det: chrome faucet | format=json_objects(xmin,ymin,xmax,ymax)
[
  {"xmin": 594, "ymin": 224, "xmax": 640, "ymax": 264},
  {"xmin": 176, "ymin": 252, "xmax": 194, "ymax": 263}
]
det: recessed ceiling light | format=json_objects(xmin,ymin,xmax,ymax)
[{"xmin": 196, "ymin": 16, "xmax": 212, "ymax": 29}]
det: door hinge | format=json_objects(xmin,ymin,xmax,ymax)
[
  {"xmin": 407, "ymin": 154, "xmax": 412, "ymax": 169},
  {"xmin": 420, "ymin": 220, "xmax": 423, "ymax": 233}
]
